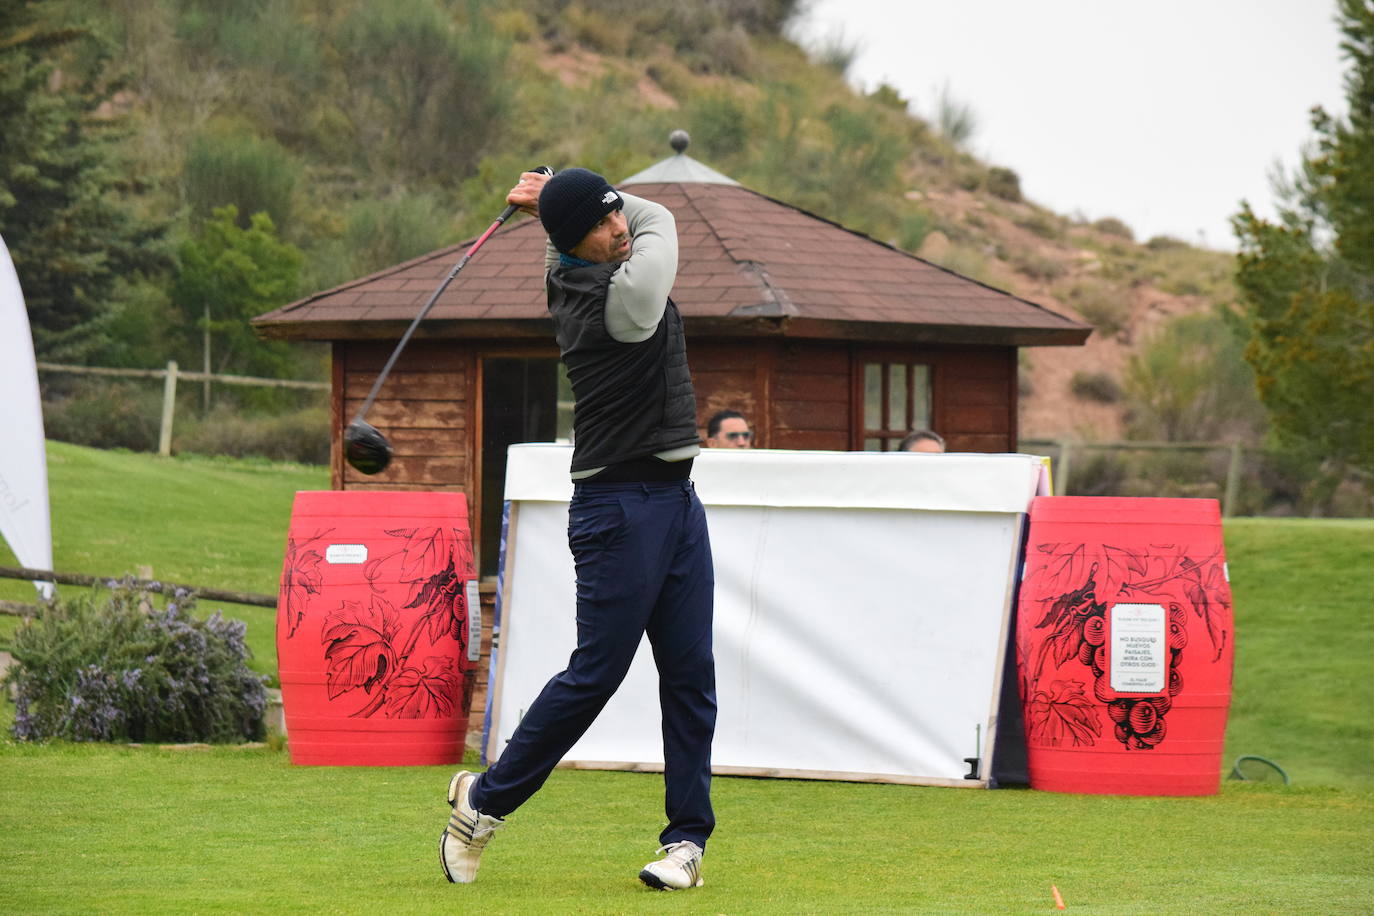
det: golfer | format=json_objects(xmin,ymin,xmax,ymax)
[{"xmin": 440, "ymin": 168, "xmax": 716, "ymax": 891}]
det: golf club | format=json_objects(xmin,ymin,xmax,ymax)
[{"xmin": 343, "ymin": 166, "xmax": 554, "ymax": 475}]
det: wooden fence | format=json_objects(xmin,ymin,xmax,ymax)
[
  {"xmin": 1021, "ymin": 439, "xmax": 1251, "ymax": 517},
  {"xmin": 0, "ymin": 564, "xmax": 276, "ymax": 617},
  {"xmin": 37, "ymin": 361, "xmax": 328, "ymax": 457}
]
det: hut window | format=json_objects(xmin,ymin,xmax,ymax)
[
  {"xmin": 479, "ymin": 358, "xmax": 573, "ymax": 576},
  {"xmin": 862, "ymin": 360, "xmax": 931, "ymax": 450}
]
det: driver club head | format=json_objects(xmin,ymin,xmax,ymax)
[{"xmin": 344, "ymin": 419, "xmax": 393, "ymax": 475}]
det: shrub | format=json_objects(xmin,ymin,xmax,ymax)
[
  {"xmin": 340, "ymin": 192, "xmax": 450, "ymax": 278},
  {"xmin": 1146, "ymin": 234, "xmax": 1189, "ymax": 251},
  {"xmin": 333, "ymin": 0, "xmax": 512, "ymax": 180},
  {"xmin": 931, "ymin": 244, "xmax": 993, "ymax": 286},
  {"xmin": 1071, "ymin": 370, "xmax": 1123, "ymax": 404},
  {"xmin": 1015, "ymin": 211, "xmax": 1063, "ymax": 240},
  {"xmin": 1092, "ymin": 216, "xmax": 1135, "ymax": 240},
  {"xmin": 986, "ymin": 166, "xmax": 1022, "ymax": 202},
  {"xmin": 1061, "ymin": 279, "xmax": 1131, "ymax": 339},
  {"xmin": 41, "ymin": 381, "xmax": 329, "ymax": 463},
  {"xmin": 869, "ymin": 83, "xmax": 909, "ymax": 111},
  {"xmin": 897, "ymin": 209, "xmax": 933, "ymax": 252},
  {"xmin": 686, "ymin": 92, "xmax": 750, "ymax": 159},
  {"xmin": 177, "ymin": 404, "xmax": 330, "ymax": 464},
  {"xmin": 935, "ymin": 82, "xmax": 977, "ymax": 146},
  {"xmin": 808, "ymin": 25, "xmax": 859, "ymax": 75},
  {"xmin": 1015, "ymin": 251, "xmax": 1067, "ymax": 282},
  {"xmin": 4, "ymin": 584, "xmax": 267, "ymax": 743},
  {"xmin": 565, "ymin": 4, "xmax": 633, "ymax": 55},
  {"xmin": 698, "ymin": 25, "xmax": 755, "ymax": 76},
  {"xmin": 42, "ymin": 379, "xmax": 163, "ymax": 452},
  {"xmin": 1123, "ymin": 310, "xmax": 1266, "ymax": 442},
  {"xmin": 184, "ymin": 131, "xmax": 302, "ymax": 233},
  {"xmin": 1065, "ymin": 449, "xmax": 1128, "ymax": 497}
]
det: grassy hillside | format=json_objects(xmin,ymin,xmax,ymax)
[{"xmin": 23, "ymin": 0, "xmax": 1237, "ymax": 441}]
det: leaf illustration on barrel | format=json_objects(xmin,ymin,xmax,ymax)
[
  {"xmin": 1175, "ymin": 557, "xmax": 1230, "ymax": 661},
  {"xmin": 384, "ymin": 656, "xmax": 460, "ymax": 718},
  {"xmin": 362, "ymin": 552, "xmax": 401, "ymax": 593},
  {"xmin": 280, "ymin": 534, "xmax": 326, "ymax": 638},
  {"xmin": 405, "ymin": 562, "xmax": 466, "ymax": 647},
  {"xmin": 1027, "ymin": 679, "xmax": 1101, "ymax": 747},
  {"xmin": 387, "ymin": 526, "xmax": 457, "ymax": 583},
  {"xmin": 1033, "ymin": 563, "xmax": 1099, "ymax": 675},
  {"xmin": 1200, "ymin": 563, "xmax": 1231, "ymax": 660},
  {"xmin": 322, "ymin": 596, "xmax": 400, "ymax": 700},
  {"xmin": 1026, "ymin": 543, "xmax": 1088, "ymax": 616},
  {"xmin": 1101, "ymin": 543, "xmax": 1148, "ymax": 595}
]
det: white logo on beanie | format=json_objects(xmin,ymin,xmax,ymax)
[{"xmin": 602, "ymin": 191, "xmax": 618, "ymax": 205}]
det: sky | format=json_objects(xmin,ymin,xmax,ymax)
[{"xmin": 793, "ymin": 0, "xmax": 1349, "ymax": 250}]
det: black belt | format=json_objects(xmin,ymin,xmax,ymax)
[{"xmin": 582, "ymin": 455, "xmax": 693, "ymax": 483}]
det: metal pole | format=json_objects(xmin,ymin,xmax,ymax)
[{"xmin": 158, "ymin": 360, "xmax": 178, "ymax": 457}]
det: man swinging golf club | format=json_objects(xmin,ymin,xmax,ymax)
[{"xmin": 440, "ymin": 167, "xmax": 716, "ymax": 891}]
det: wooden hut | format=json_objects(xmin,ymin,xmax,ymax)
[{"xmin": 253, "ymin": 138, "xmax": 1090, "ymax": 577}]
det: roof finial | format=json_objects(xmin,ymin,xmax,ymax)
[{"xmin": 669, "ymin": 129, "xmax": 690, "ymax": 154}]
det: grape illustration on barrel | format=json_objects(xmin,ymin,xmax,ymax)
[{"xmin": 1019, "ymin": 540, "xmax": 1231, "ymax": 751}]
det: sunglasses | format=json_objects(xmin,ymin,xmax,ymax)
[{"xmin": 725, "ymin": 431, "xmax": 753, "ymax": 442}]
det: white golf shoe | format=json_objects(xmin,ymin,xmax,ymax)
[
  {"xmin": 638, "ymin": 840, "xmax": 704, "ymax": 890},
  {"xmin": 439, "ymin": 771, "xmax": 504, "ymax": 883}
]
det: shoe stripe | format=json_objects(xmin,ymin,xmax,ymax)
[{"xmin": 447, "ymin": 812, "xmax": 478, "ymax": 840}]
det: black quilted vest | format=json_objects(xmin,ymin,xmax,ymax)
[{"xmin": 547, "ymin": 260, "xmax": 699, "ymax": 473}]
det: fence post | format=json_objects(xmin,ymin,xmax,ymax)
[
  {"xmin": 158, "ymin": 360, "xmax": 178, "ymax": 457},
  {"xmin": 202, "ymin": 304, "xmax": 212, "ymax": 412},
  {"xmin": 1057, "ymin": 440, "xmax": 1073, "ymax": 496},
  {"xmin": 1223, "ymin": 442, "xmax": 1243, "ymax": 518}
]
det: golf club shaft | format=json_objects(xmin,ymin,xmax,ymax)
[{"xmin": 351, "ymin": 166, "xmax": 553, "ymax": 424}]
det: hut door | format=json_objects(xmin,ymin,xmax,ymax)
[{"xmin": 478, "ymin": 357, "xmax": 570, "ymax": 576}]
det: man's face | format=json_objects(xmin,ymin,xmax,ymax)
[
  {"xmin": 903, "ymin": 438, "xmax": 944, "ymax": 453},
  {"xmin": 570, "ymin": 208, "xmax": 630, "ymax": 264},
  {"xmin": 708, "ymin": 417, "xmax": 753, "ymax": 448}
]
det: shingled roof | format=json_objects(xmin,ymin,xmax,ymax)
[{"xmin": 253, "ymin": 150, "xmax": 1090, "ymax": 347}]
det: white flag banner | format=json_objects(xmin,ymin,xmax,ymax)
[{"xmin": 0, "ymin": 233, "xmax": 53, "ymax": 596}]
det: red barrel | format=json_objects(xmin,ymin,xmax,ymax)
[
  {"xmin": 1015, "ymin": 496, "xmax": 1234, "ymax": 794},
  {"xmin": 276, "ymin": 490, "xmax": 478, "ymax": 765}
]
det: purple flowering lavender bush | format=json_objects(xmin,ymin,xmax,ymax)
[{"xmin": 4, "ymin": 583, "xmax": 267, "ymax": 743}]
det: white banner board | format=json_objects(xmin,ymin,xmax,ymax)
[
  {"xmin": 0, "ymin": 234, "xmax": 53, "ymax": 595},
  {"xmin": 486, "ymin": 445, "xmax": 1047, "ymax": 787}
]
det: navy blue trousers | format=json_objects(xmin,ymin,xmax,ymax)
[{"xmin": 472, "ymin": 478, "xmax": 717, "ymax": 849}]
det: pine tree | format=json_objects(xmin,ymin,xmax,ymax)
[
  {"xmin": 0, "ymin": 0, "xmax": 167, "ymax": 359},
  {"xmin": 1233, "ymin": 0, "xmax": 1374, "ymax": 477}
]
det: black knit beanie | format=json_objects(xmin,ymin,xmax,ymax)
[{"xmin": 539, "ymin": 168, "xmax": 624, "ymax": 254}]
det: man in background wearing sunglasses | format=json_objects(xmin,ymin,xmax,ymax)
[{"xmin": 704, "ymin": 410, "xmax": 753, "ymax": 448}]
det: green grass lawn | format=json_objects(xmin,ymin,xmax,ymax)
[
  {"xmin": 1, "ymin": 443, "xmax": 1371, "ymax": 912},
  {"xmin": 1222, "ymin": 518, "xmax": 1374, "ymax": 791},
  {"xmin": 1, "ymin": 745, "xmax": 1368, "ymax": 915}
]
